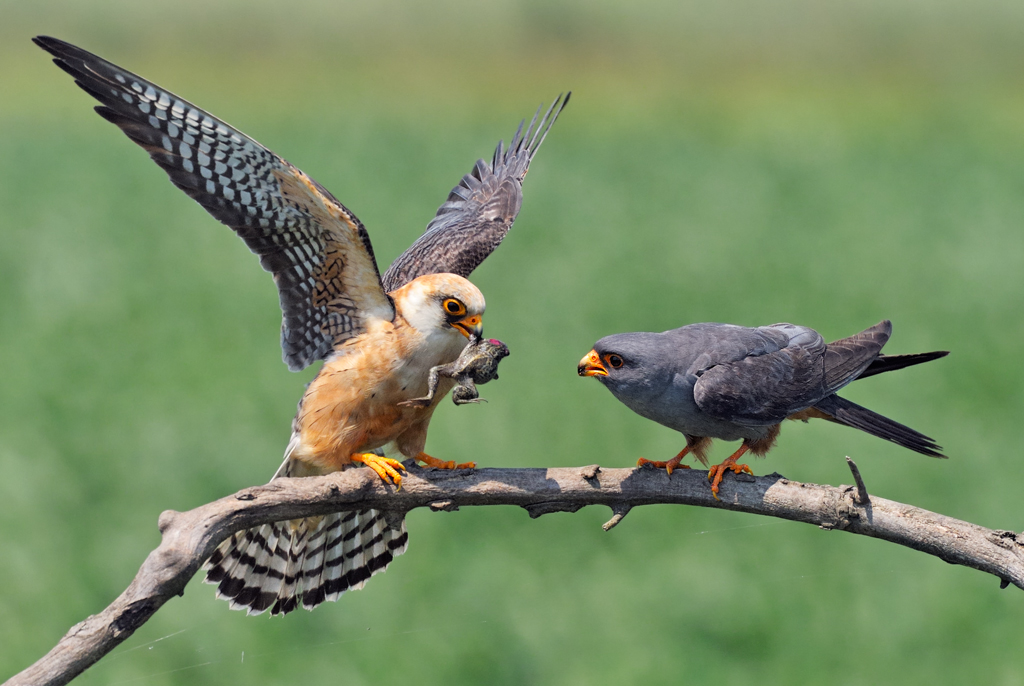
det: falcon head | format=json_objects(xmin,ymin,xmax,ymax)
[
  {"xmin": 392, "ymin": 273, "xmax": 485, "ymax": 342},
  {"xmin": 578, "ymin": 333, "xmax": 658, "ymax": 389},
  {"xmin": 579, "ymin": 333, "xmax": 688, "ymax": 424}
]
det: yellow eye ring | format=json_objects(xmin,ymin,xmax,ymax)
[{"xmin": 443, "ymin": 298, "xmax": 466, "ymax": 316}]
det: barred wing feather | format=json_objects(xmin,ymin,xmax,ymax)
[{"xmin": 34, "ymin": 36, "xmax": 394, "ymax": 371}]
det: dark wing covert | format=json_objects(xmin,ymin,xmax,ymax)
[
  {"xmin": 694, "ymin": 338, "xmax": 828, "ymax": 425},
  {"xmin": 694, "ymin": 320, "xmax": 892, "ymax": 425}
]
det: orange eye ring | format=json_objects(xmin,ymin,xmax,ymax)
[
  {"xmin": 443, "ymin": 298, "xmax": 466, "ymax": 316},
  {"xmin": 606, "ymin": 354, "xmax": 624, "ymax": 369}
]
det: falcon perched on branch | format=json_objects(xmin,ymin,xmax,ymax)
[
  {"xmin": 36, "ymin": 36, "xmax": 568, "ymax": 615},
  {"xmin": 579, "ymin": 320, "xmax": 946, "ymax": 498}
]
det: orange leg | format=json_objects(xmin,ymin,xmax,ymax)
[
  {"xmin": 637, "ymin": 445, "xmax": 692, "ymax": 475},
  {"xmin": 707, "ymin": 444, "xmax": 753, "ymax": 499},
  {"xmin": 415, "ymin": 452, "xmax": 476, "ymax": 470},
  {"xmin": 351, "ymin": 452, "xmax": 407, "ymax": 489}
]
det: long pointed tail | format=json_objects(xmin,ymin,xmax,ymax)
[
  {"xmin": 812, "ymin": 394, "xmax": 945, "ymax": 458},
  {"xmin": 203, "ymin": 509, "xmax": 408, "ymax": 616},
  {"xmin": 859, "ymin": 351, "xmax": 948, "ymax": 379}
]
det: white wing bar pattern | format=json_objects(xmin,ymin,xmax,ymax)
[{"xmin": 34, "ymin": 36, "xmax": 394, "ymax": 371}]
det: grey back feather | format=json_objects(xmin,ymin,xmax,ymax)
[{"xmin": 693, "ymin": 321, "xmax": 891, "ymax": 425}]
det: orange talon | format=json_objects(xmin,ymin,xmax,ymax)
[
  {"xmin": 636, "ymin": 446, "xmax": 692, "ymax": 476},
  {"xmin": 351, "ymin": 452, "xmax": 406, "ymax": 489},
  {"xmin": 707, "ymin": 444, "xmax": 753, "ymax": 499},
  {"xmin": 415, "ymin": 452, "xmax": 476, "ymax": 470},
  {"xmin": 416, "ymin": 453, "xmax": 455, "ymax": 469}
]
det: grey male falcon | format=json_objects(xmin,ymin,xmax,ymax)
[
  {"xmin": 36, "ymin": 35, "xmax": 567, "ymax": 615},
  {"xmin": 579, "ymin": 320, "xmax": 946, "ymax": 497}
]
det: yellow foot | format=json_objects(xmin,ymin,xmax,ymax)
[
  {"xmin": 415, "ymin": 452, "xmax": 476, "ymax": 470},
  {"xmin": 707, "ymin": 445, "xmax": 753, "ymax": 500},
  {"xmin": 636, "ymin": 446, "xmax": 692, "ymax": 476},
  {"xmin": 351, "ymin": 453, "xmax": 406, "ymax": 489}
]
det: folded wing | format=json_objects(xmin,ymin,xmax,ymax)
[
  {"xmin": 381, "ymin": 93, "xmax": 569, "ymax": 292},
  {"xmin": 35, "ymin": 36, "xmax": 394, "ymax": 371},
  {"xmin": 694, "ymin": 321, "xmax": 891, "ymax": 425}
]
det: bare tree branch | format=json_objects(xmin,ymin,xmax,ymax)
[{"xmin": 6, "ymin": 462, "xmax": 1024, "ymax": 686}]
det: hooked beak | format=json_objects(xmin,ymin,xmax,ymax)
[
  {"xmin": 578, "ymin": 349, "xmax": 608, "ymax": 377},
  {"xmin": 452, "ymin": 314, "xmax": 483, "ymax": 340}
]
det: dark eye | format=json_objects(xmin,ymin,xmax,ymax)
[
  {"xmin": 443, "ymin": 298, "xmax": 466, "ymax": 316},
  {"xmin": 607, "ymin": 354, "xmax": 624, "ymax": 369}
]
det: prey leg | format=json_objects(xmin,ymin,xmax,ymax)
[
  {"xmin": 399, "ymin": 367, "xmax": 444, "ymax": 408},
  {"xmin": 451, "ymin": 380, "xmax": 482, "ymax": 405},
  {"xmin": 637, "ymin": 446, "xmax": 692, "ymax": 475},
  {"xmin": 351, "ymin": 452, "xmax": 407, "ymax": 488},
  {"xmin": 707, "ymin": 444, "xmax": 753, "ymax": 499},
  {"xmin": 415, "ymin": 452, "xmax": 476, "ymax": 470}
]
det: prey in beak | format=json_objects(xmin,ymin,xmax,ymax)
[
  {"xmin": 578, "ymin": 349, "xmax": 608, "ymax": 377},
  {"xmin": 452, "ymin": 313, "xmax": 483, "ymax": 340}
]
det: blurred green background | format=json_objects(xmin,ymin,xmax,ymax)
[{"xmin": 3, "ymin": 0, "xmax": 1024, "ymax": 683}]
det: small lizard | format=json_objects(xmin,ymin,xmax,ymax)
[{"xmin": 400, "ymin": 336, "xmax": 510, "ymax": 407}]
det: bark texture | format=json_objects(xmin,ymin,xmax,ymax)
[{"xmin": 6, "ymin": 461, "xmax": 1024, "ymax": 686}]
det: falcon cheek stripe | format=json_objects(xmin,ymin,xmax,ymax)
[{"xmin": 35, "ymin": 35, "xmax": 567, "ymax": 615}]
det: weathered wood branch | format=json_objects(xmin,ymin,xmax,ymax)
[{"xmin": 7, "ymin": 460, "xmax": 1024, "ymax": 686}]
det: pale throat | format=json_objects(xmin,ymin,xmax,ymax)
[{"xmin": 394, "ymin": 326, "xmax": 467, "ymax": 396}]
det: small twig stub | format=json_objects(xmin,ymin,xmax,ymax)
[
  {"xmin": 845, "ymin": 457, "xmax": 871, "ymax": 505},
  {"xmin": 602, "ymin": 503, "xmax": 632, "ymax": 531}
]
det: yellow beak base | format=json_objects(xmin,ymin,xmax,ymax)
[
  {"xmin": 453, "ymin": 314, "xmax": 483, "ymax": 339},
  {"xmin": 578, "ymin": 349, "xmax": 608, "ymax": 377}
]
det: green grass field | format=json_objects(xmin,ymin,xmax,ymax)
[{"xmin": 2, "ymin": 1, "xmax": 1024, "ymax": 684}]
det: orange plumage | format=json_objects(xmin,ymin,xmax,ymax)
[
  {"xmin": 36, "ymin": 35, "xmax": 564, "ymax": 614},
  {"xmin": 288, "ymin": 274, "xmax": 485, "ymax": 476}
]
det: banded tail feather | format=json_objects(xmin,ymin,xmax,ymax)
[{"xmin": 203, "ymin": 508, "xmax": 408, "ymax": 616}]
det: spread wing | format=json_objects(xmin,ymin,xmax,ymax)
[
  {"xmin": 693, "ymin": 321, "xmax": 892, "ymax": 425},
  {"xmin": 381, "ymin": 93, "xmax": 569, "ymax": 292},
  {"xmin": 35, "ymin": 36, "xmax": 394, "ymax": 371}
]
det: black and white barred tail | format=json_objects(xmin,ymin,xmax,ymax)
[{"xmin": 203, "ymin": 509, "xmax": 408, "ymax": 616}]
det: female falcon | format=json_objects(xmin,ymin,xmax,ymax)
[{"xmin": 35, "ymin": 36, "xmax": 568, "ymax": 615}]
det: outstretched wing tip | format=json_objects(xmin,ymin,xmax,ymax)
[
  {"xmin": 39, "ymin": 36, "xmax": 392, "ymax": 372},
  {"xmin": 382, "ymin": 92, "xmax": 570, "ymax": 291},
  {"xmin": 33, "ymin": 35, "xmax": 80, "ymax": 58},
  {"xmin": 525, "ymin": 92, "xmax": 571, "ymax": 155},
  {"xmin": 496, "ymin": 92, "xmax": 571, "ymax": 166},
  {"xmin": 31, "ymin": 34, "xmax": 58, "ymax": 50}
]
